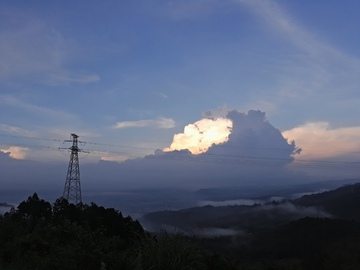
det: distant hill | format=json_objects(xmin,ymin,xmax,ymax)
[
  {"xmin": 145, "ymin": 183, "xmax": 360, "ymax": 269},
  {"xmin": 143, "ymin": 201, "xmax": 328, "ymax": 234},
  {"xmin": 195, "ymin": 178, "xmax": 360, "ymax": 201},
  {"xmin": 144, "ymin": 181, "xmax": 360, "ymax": 234},
  {"xmin": 294, "ymin": 182, "xmax": 360, "ymax": 221}
]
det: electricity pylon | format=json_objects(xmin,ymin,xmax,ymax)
[{"xmin": 62, "ymin": 133, "xmax": 84, "ymax": 204}]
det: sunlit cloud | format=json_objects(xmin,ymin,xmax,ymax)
[
  {"xmin": 0, "ymin": 146, "xmax": 29, "ymax": 159},
  {"xmin": 112, "ymin": 117, "xmax": 175, "ymax": 129},
  {"xmin": 282, "ymin": 122, "xmax": 360, "ymax": 160},
  {"xmin": 164, "ymin": 117, "xmax": 232, "ymax": 154}
]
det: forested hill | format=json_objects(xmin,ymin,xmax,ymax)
[
  {"xmin": 144, "ymin": 183, "xmax": 360, "ymax": 233},
  {"xmin": 3, "ymin": 189, "xmax": 360, "ymax": 269},
  {"xmin": 294, "ymin": 182, "xmax": 360, "ymax": 221},
  {"xmin": 142, "ymin": 183, "xmax": 360, "ymax": 269},
  {"xmin": 0, "ymin": 193, "xmax": 145, "ymax": 270},
  {"xmin": 195, "ymin": 178, "xmax": 359, "ymax": 200}
]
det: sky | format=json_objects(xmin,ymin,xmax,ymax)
[{"xmin": 1, "ymin": 0, "xmax": 360, "ymax": 197}]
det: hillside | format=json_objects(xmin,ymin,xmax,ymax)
[
  {"xmin": 294, "ymin": 182, "xmax": 360, "ymax": 221},
  {"xmin": 3, "ymin": 190, "xmax": 360, "ymax": 269},
  {"xmin": 144, "ymin": 182, "xmax": 360, "ymax": 233},
  {"xmin": 143, "ymin": 201, "xmax": 328, "ymax": 234},
  {"xmin": 195, "ymin": 178, "xmax": 359, "ymax": 201}
]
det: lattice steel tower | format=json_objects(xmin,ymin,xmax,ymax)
[{"xmin": 62, "ymin": 133, "xmax": 83, "ymax": 204}]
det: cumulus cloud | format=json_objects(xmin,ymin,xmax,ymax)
[
  {"xmin": 112, "ymin": 117, "xmax": 175, "ymax": 129},
  {"xmin": 282, "ymin": 122, "xmax": 360, "ymax": 160},
  {"xmin": 93, "ymin": 109, "xmax": 303, "ymax": 189},
  {"xmin": 163, "ymin": 118, "xmax": 232, "ymax": 154},
  {"xmin": 0, "ymin": 146, "xmax": 29, "ymax": 159},
  {"xmin": 206, "ymin": 109, "xmax": 301, "ymax": 161},
  {"xmin": 3, "ymin": 108, "xmax": 358, "ymax": 196}
]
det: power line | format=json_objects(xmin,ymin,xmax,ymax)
[
  {"xmin": 1, "ymin": 141, "xmax": 359, "ymax": 170},
  {"xmin": 2, "ymin": 132, "xmax": 360, "ymax": 154},
  {"xmin": 0, "ymin": 141, "xmax": 147, "ymax": 157},
  {"xmin": 1, "ymin": 134, "xmax": 360, "ymax": 170},
  {"xmin": 145, "ymin": 152, "xmax": 360, "ymax": 169}
]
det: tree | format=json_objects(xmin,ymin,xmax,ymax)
[{"xmin": 17, "ymin": 193, "xmax": 52, "ymax": 220}]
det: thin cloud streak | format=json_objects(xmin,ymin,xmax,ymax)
[
  {"xmin": 0, "ymin": 9, "xmax": 100, "ymax": 85},
  {"xmin": 239, "ymin": 0, "xmax": 360, "ymax": 65},
  {"xmin": 238, "ymin": 0, "xmax": 360, "ymax": 103},
  {"xmin": 0, "ymin": 95, "xmax": 77, "ymax": 123},
  {"xmin": 112, "ymin": 117, "xmax": 175, "ymax": 129},
  {"xmin": 0, "ymin": 124, "xmax": 38, "ymax": 137},
  {"xmin": 100, "ymin": 155, "xmax": 128, "ymax": 163},
  {"xmin": 152, "ymin": 92, "xmax": 169, "ymax": 99}
]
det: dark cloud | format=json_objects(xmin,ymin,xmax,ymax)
[
  {"xmin": 0, "ymin": 151, "xmax": 64, "ymax": 191},
  {"xmin": 215, "ymin": 109, "xmax": 301, "ymax": 158},
  {"xmin": 82, "ymin": 110, "xmax": 305, "ymax": 189}
]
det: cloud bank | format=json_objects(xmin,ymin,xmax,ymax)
[
  {"xmin": 1, "ymin": 109, "xmax": 306, "ymax": 193},
  {"xmin": 7, "ymin": 106, "xmax": 359, "ymax": 195},
  {"xmin": 0, "ymin": 146, "xmax": 29, "ymax": 159},
  {"xmin": 283, "ymin": 122, "xmax": 360, "ymax": 160},
  {"xmin": 87, "ymin": 109, "xmax": 303, "ymax": 189}
]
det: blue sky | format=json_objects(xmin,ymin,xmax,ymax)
[{"xmin": 1, "ymin": 0, "xmax": 360, "ymax": 190}]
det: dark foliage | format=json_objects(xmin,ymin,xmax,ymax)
[
  {"xmin": 0, "ymin": 194, "xmax": 234, "ymax": 270},
  {"xmin": 294, "ymin": 183, "xmax": 360, "ymax": 221},
  {"xmin": 0, "ymin": 193, "xmax": 145, "ymax": 270},
  {"xmin": 3, "ymin": 186, "xmax": 360, "ymax": 269}
]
